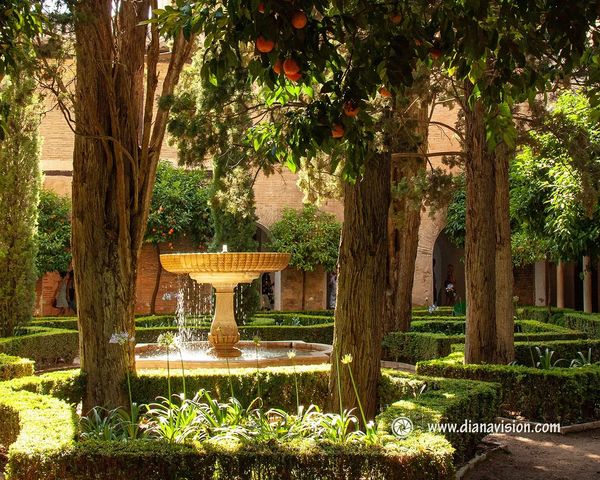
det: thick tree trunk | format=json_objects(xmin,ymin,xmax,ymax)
[
  {"xmin": 464, "ymin": 93, "xmax": 515, "ymax": 364},
  {"xmin": 329, "ymin": 152, "xmax": 390, "ymax": 422},
  {"xmin": 464, "ymin": 97, "xmax": 498, "ymax": 364},
  {"xmin": 384, "ymin": 92, "xmax": 429, "ymax": 334},
  {"xmin": 150, "ymin": 243, "xmax": 162, "ymax": 315},
  {"xmin": 72, "ymin": 0, "xmax": 193, "ymax": 411},
  {"xmin": 494, "ymin": 144, "xmax": 514, "ymax": 363}
]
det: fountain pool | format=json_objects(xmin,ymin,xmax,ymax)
[{"xmin": 135, "ymin": 341, "xmax": 332, "ymax": 369}]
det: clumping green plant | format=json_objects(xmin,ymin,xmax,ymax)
[
  {"xmin": 534, "ymin": 346, "xmax": 565, "ymax": 369},
  {"xmin": 570, "ymin": 348, "xmax": 594, "ymax": 368}
]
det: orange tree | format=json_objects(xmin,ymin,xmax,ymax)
[{"xmin": 155, "ymin": 0, "xmax": 599, "ymax": 417}]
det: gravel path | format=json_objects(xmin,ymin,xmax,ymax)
[{"xmin": 464, "ymin": 430, "xmax": 600, "ymax": 480}]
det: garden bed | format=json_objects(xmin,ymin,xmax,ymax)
[
  {"xmin": 416, "ymin": 353, "xmax": 600, "ymax": 424},
  {"xmin": 0, "ymin": 364, "xmax": 505, "ymax": 479}
]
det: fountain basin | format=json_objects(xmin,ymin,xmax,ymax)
[{"xmin": 135, "ymin": 341, "xmax": 332, "ymax": 370}]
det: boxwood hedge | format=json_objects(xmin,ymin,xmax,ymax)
[
  {"xmin": 417, "ymin": 353, "xmax": 600, "ymax": 424},
  {"xmin": 2, "ymin": 368, "xmax": 507, "ymax": 479},
  {"xmin": 0, "ymin": 353, "xmax": 34, "ymax": 381}
]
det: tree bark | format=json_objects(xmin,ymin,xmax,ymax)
[
  {"xmin": 329, "ymin": 152, "xmax": 390, "ymax": 422},
  {"xmin": 384, "ymin": 92, "xmax": 429, "ymax": 335},
  {"xmin": 150, "ymin": 243, "xmax": 162, "ymax": 315},
  {"xmin": 464, "ymin": 92, "xmax": 515, "ymax": 364},
  {"xmin": 494, "ymin": 143, "xmax": 514, "ymax": 363},
  {"xmin": 464, "ymin": 96, "xmax": 498, "ymax": 364},
  {"xmin": 72, "ymin": 0, "xmax": 193, "ymax": 411}
]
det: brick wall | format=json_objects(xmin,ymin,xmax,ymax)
[{"xmin": 513, "ymin": 264, "xmax": 535, "ymax": 306}]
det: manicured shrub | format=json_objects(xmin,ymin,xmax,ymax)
[
  {"xmin": 382, "ymin": 332, "xmax": 459, "ymax": 363},
  {"xmin": 131, "ymin": 365, "xmax": 331, "ymax": 410},
  {"xmin": 560, "ymin": 312, "xmax": 600, "ymax": 338},
  {"xmin": 514, "ymin": 338, "xmax": 600, "ymax": 366},
  {"xmin": 0, "ymin": 353, "xmax": 34, "ymax": 380},
  {"xmin": 417, "ymin": 353, "xmax": 600, "ymax": 423},
  {"xmin": 0, "ymin": 327, "xmax": 79, "ymax": 366},
  {"xmin": 3, "ymin": 369, "xmax": 84, "ymax": 405},
  {"xmin": 378, "ymin": 370, "xmax": 500, "ymax": 464}
]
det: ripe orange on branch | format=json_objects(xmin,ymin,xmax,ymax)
[
  {"xmin": 285, "ymin": 71, "xmax": 302, "ymax": 82},
  {"xmin": 379, "ymin": 86, "xmax": 392, "ymax": 97},
  {"xmin": 283, "ymin": 58, "xmax": 301, "ymax": 75},
  {"xmin": 291, "ymin": 10, "xmax": 308, "ymax": 29},
  {"xmin": 256, "ymin": 36, "xmax": 275, "ymax": 53},
  {"xmin": 343, "ymin": 101, "xmax": 360, "ymax": 117},
  {"xmin": 273, "ymin": 59, "xmax": 283, "ymax": 74},
  {"xmin": 331, "ymin": 124, "xmax": 345, "ymax": 138}
]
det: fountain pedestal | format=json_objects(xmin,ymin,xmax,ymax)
[{"xmin": 208, "ymin": 285, "xmax": 242, "ymax": 357}]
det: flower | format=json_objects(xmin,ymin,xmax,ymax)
[
  {"xmin": 287, "ymin": 350, "xmax": 296, "ymax": 360},
  {"xmin": 109, "ymin": 332, "xmax": 133, "ymax": 346},
  {"xmin": 341, "ymin": 354, "xmax": 353, "ymax": 365}
]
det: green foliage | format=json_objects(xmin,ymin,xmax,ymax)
[
  {"xmin": 417, "ymin": 353, "xmax": 600, "ymax": 423},
  {"xmin": 0, "ymin": 74, "xmax": 41, "ymax": 337},
  {"xmin": 511, "ymin": 91, "xmax": 600, "ymax": 262},
  {"xmin": 382, "ymin": 332, "xmax": 457, "ymax": 364},
  {"xmin": 0, "ymin": 1, "xmax": 43, "ymax": 139},
  {"xmin": 514, "ymin": 339, "xmax": 600, "ymax": 367},
  {"xmin": 0, "ymin": 353, "xmax": 33, "ymax": 380},
  {"xmin": 270, "ymin": 205, "xmax": 341, "ymax": 273},
  {"xmin": 145, "ymin": 161, "xmax": 213, "ymax": 248},
  {"xmin": 36, "ymin": 189, "xmax": 72, "ymax": 275},
  {"xmin": 443, "ymin": 175, "xmax": 466, "ymax": 249},
  {"xmin": 0, "ymin": 327, "xmax": 79, "ymax": 366},
  {"xmin": 378, "ymin": 370, "xmax": 500, "ymax": 464}
]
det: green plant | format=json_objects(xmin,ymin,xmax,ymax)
[
  {"xmin": 35, "ymin": 189, "xmax": 72, "ymax": 275},
  {"xmin": 571, "ymin": 349, "xmax": 595, "ymax": 368},
  {"xmin": 534, "ymin": 346, "xmax": 564, "ymax": 369},
  {"xmin": 0, "ymin": 74, "xmax": 41, "ymax": 337}
]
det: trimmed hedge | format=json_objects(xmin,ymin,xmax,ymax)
[
  {"xmin": 383, "ymin": 332, "xmax": 458, "ymax": 363},
  {"xmin": 0, "ymin": 368, "xmax": 461, "ymax": 480},
  {"xmin": 250, "ymin": 314, "xmax": 334, "ymax": 326},
  {"xmin": 132, "ymin": 365, "xmax": 331, "ymax": 410},
  {"xmin": 514, "ymin": 338, "xmax": 600, "ymax": 366},
  {"xmin": 0, "ymin": 328, "xmax": 79, "ymax": 366},
  {"xmin": 417, "ymin": 353, "xmax": 600, "ymax": 423},
  {"xmin": 0, "ymin": 353, "xmax": 34, "ymax": 380},
  {"xmin": 378, "ymin": 370, "xmax": 500, "ymax": 464}
]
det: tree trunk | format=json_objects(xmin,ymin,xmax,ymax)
[
  {"xmin": 72, "ymin": 0, "xmax": 193, "ymax": 411},
  {"xmin": 329, "ymin": 152, "xmax": 390, "ymax": 422},
  {"xmin": 464, "ymin": 97, "xmax": 498, "ymax": 364},
  {"xmin": 384, "ymin": 91, "xmax": 429, "ymax": 335},
  {"xmin": 150, "ymin": 243, "xmax": 162, "ymax": 315},
  {"xmin": 494, "ymin": 143, "xmax": 514, "ymax": 363}
]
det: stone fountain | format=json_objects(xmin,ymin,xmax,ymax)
[{"xmin": 159, "ymin": 250, "xmax": 291, "ymax": 357}]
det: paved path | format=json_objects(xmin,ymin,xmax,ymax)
[{"xmin": 464, "ymin": 430, "xmax": 600, "ymax": 480}]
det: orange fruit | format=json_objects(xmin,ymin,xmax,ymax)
[
  {"xmin": 273, "ymin": 59, "xmax": 283, "ymax": 74},
  {"xmin": 331, "ymin": 124, "xmax": 345, "ymax": 139},
  {"xmin": 429, "ymin": 47, "xmax": 442, "ymax": 60},
  {"xmin": 343, "ymin": 101, "xmax": 360, "ymax": 117},
  {"xmin": 379, "ymin": 86, "xmax": 392, "ymax": 97},
  {"xmin": 291, "ymin": 10, "xmax": 308, "ymax": 29},
  {"xmin": 285, "ymin": 71, "xmax": 302, "ymax": 82},
  {"xmin": 256, "ymin": 36, "xmax": 275, "ymax": 53},
  {"xmin": 390, "ymin": 13, "xmax": 402, "ymax": 24},
  {"xmin": 283, "ymin": 58, "xmax": 300, "ymax": 75}
]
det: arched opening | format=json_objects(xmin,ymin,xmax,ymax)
[
  {"xmin": 254, "ymin": 223, "xmax": 282, "ymax": 311},
  {"xmin": 432, "ymin": 231, "xmax": 465, "ymax": 306}
]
